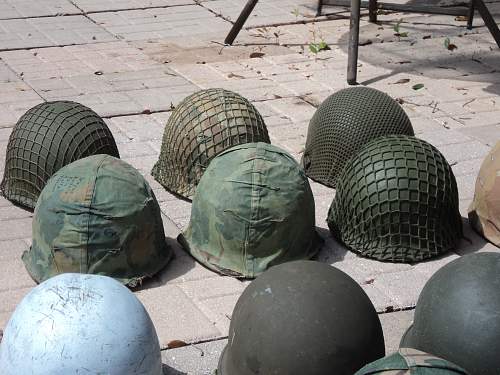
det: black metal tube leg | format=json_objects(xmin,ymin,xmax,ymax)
[
  {"xmin": 317, "ymin": 0, "xmax": 323, "ymax": 17},
  {"xmin": 224, "ymin": 0, "xmax": 259, "ymax": 45},
  {"xmin": 467, "ymin": 0, "xmax": 475, "ymax": 30},
  {"xmin": 369, "ymin": 0, "xmax": 377, "ymax": 23},
  {"xmin": 347, "ymin": 0, "xmax": 361, "ymax": 85},
  {"xmin": 474, "ymin": 0, "xmax": 500, "ymax": 47}
]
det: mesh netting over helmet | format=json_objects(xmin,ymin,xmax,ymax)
[
  {"xmin": 151, "ymin": 88, "xmax": 270, "ymax": 199},
  {"xmin": 301, "ymin": 86, "xmax": 414, "ymax": 188},
  {"xmin": 0, "ymin": 101, "xmax": 119, "ymax": 210},
  {"xmin": 327, "ymin": 135, "xmax": 462, "ymax": 263}
]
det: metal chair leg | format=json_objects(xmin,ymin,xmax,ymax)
[
  {"xmin": 467, "ymin": 0, "xmax": 475, "ymax": 29},
  {"xmin": 347, "ymin": 0, "xmax": 361, "ymax": 85},
  {"xmin": 369, "ymin": 0, "xmax": 377, "ymax": 22},
  {"xmin": 475, "ymin": 0, "xmax": 500, "ymax": 47},
  {"xmin": 317, "ymin": 0, "xmax": 324, "ymax": 16},
  {"xmin": 224, "ymin": 0, "xmax": 259, "ymax": 45}
]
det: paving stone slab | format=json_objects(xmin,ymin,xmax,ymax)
[
  {"xmin": 72, "ymin": 0, "xmax": 194, "ymax": 13},
  {"xmin": 0, "ymin": 15, "xmax": 115, "ymax": 50},
  {"xmin": 0, "ymin": 0, "xmax": 80, "ymax": 20}
]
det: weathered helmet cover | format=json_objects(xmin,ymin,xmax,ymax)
[
  {"xmin": 0, "ymin": 273, "xmax": 162, "ymax": 375},
  {"xmin": 328, "ymin": 135, "xmax": 462, "ymax": 262},
  {"xmin": 218, "ymin": 261, "xmax": 385, "ymax": 375},
  {"xmin": 0, "ymin": 101, "xmax": 119, "ymax": 210},
  {"xmin": 22, "ymin": 154, "xmax": 172, "ymax": 287},
  {"xmin": 400, "ymin": 252, "xmax": 500, "ymax": 375},
  {"xmin": 468, "ymin": 141, "xmax": 500, "ymax": 246},
  {"xmin": 301, "ymin": 86, "xmax": 414, "ymax": 188},
  {"xmin": 152, "ymin": 88, "xmax": 270, "ymax": 199},
  {"xmin": 355, "ymin": 348, "xmax": 469, "ymax": 375},
  {"xmin": 178, "ymin": 142, "xmax": 322, "ymax": 278}
]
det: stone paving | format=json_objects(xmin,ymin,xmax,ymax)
[{"xmin": 0, "ymin": 0, "xmax": 499, "ymax": 373}]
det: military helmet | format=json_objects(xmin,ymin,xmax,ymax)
[
  {"xmin": 0, "ymin": 101, "xmax": 119, "ymax": 210},
  {"xmin": 0, "ymin": 273, "xmax": 162, "ymax": 374},
  {"xmin": 355, "ymin": 348, "xmax": 469, "ymax": 375},
  {"xmin": 328, "ymin": 135, "xmax": 462, "ymax": 262},
  {"xmin": 178, "ymin": 142, "xmax": 322, "ymax": 278},
  {"xmin": 22, "ymin": 154, "xmax": 172, "ymax": 287},
  {"xmin": 400, "ymin": 252, "xmax": 500, "ymax": 375},
  {"xmin": 218, "ymin": 261, "xmax": 385, "ymax": 375},
  {"xmin": 301, "ymin": 86, "xmax": 414, "ymax": 188},
  {"xmin": 151, "ymin": 88, "xmax": 270, "ymax": 199},
  {"xmin": 468, "ymin": 141, "xmax": 500, "ymax": 246}
]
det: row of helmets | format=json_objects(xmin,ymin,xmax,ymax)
[
  {"xmin": 2, "ymin": 252, "xmax": 500, "ymax": 374},
  {"xmin": 1, "ymin": 88, "xmax": 497, "ymax": 284}
]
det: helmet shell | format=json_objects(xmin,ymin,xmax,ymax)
[
  {"xmin": 301, "ymin": 86, "xmax": 414, "ymax": 188},
  {"xmin": 218, "ymin": 261, "xmax": 385, "ymax": 375},
  {"xmin": 468, "ymin": 141, "xmax": 500, "ymax": 246},
  {"xmin": 355, "ymin": 348, "xmax": 469, "ymax": 374},
  {"xmin": 400, "ymin": 253, "xmax": 500, "ymax": 375},
  {"xmin": 22, "ymin": 154, "xmax": 172, "ymax": 287},
  {"xmin": 178, "ymin": 142, "xmax": 322, "ymax": 278},
  {"xmin": 0, "ymin": 273, "xmax": 162, "ymax": 375},
  {"xmin": 328, "ymin": 135, "xmax": 462, "ymax": 262},
  {"xmin": 0, "ymin": 101, "xmax": 119, "ymax": 210},
  {"xmin": 152, "ymin": 88, "xmax": 270, "ymax": 199}
]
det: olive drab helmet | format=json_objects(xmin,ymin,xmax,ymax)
[
  {"xmin": 301, "ymin": 86, "xmax": 414, "ymax": 188},
  {"xmin": 468, "ymin": 141, "xmax": 500, "ymax": 246},
  {"xmin": 152, "ymin": 88, "xmax": 270, "ymax": 199},
  {"xmin": 0, "ymin": 273, "xmax": 162, "ymax": 375},
  {"xmin": 0, "ymin": 101, "xmax": 119, "ymax": 210},
  {"xmin": 22, "ymin": 154, "xmax": 172, "ymax": 287},
  {"xmin": 328, "ymin": 135, "xmax": 462, "ymax": 263},
  {"xmin": 218, "ymin": 261, "xmax": 385, "ymax": 375},
  {"xmin": 355, "ymin": 348, "xmax": 469, "ymax": 375},
  {"xmin": 178, "ymin": 142, "xmax": 322, "ymax": 278},
  {"xmin": 400, "ymin": 253, "xmax": 500, "ymax": 375}
]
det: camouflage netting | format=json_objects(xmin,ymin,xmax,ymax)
[
  {"xmin": 151, "ymin": 88, "xmax": 270, "ymax": 199},
  {"xmin": 328, "ymin": 135, "xmax": 462, "ymax": 263},
  {"xmin": 301, "ymin": 86, "xmax": 414, "ymax": 188},
  {"xmin": 0, "ymin": 101, "xmax": 119, "ymax": 210},
  {"xmin": 468, "ymin": 141, "xmax": 500, "ymax": 247}
]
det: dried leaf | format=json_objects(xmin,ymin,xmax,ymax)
[
  {"xmin": 168, "ymin": 340, "xmax": 188, "ymax": 349},
  {"xmin": 391, "ymin": 78, "xmax": 410, "ymax": 85},
  {"xmin": 412, "ymin": 83, "xmax": 425, "ymax": 90},
  {"xmin": 249, "ymin": 52, "xmax": 265, "ymax": 58},
  {"xmin": 227, "ymin": 72, "xmax": 244, "ymax": 79}
]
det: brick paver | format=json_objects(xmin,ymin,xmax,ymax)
[{"xmin": 0, "ymin": 1, "xmax": 498, "ymax": 372}]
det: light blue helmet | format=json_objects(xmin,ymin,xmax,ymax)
[{"xmin": 0, "ymin": 273, "xmax": 162, "ymax": 375}]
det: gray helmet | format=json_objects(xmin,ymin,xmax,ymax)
[
  {"xmin": 355, "ymin": 348, "xmax": 469, "ymax": 375},
  {"xmin": 301, "ymin": 86, "xmax": 414, "ymax": 188},
  {"xmin": 151, "ymin": 88, "xmax": 270, "ymax": 199},
  {"xmin": 400, "ymin": 252, "xmax": 500, "ymax": 375},
  {"xmin": 178, "ymin": 143, "xmax": 322, "ymax": 278},
  {"xmin": 0, "ymin": 273, "xmax": 162, "ymax": 374},
  {"xmin": 328, "ymin": 135, "xmax": 462, "ymax": 263},
  {"xmin": 218, "ymin": 260, "xmax": 385, "ymax": 375},
  {"xmin": 22, "ymin": 154, "xmax": 172, "ymax": 287},
  {"xmin": 0, "ymin": 101, "xmax": 119, "ymax": 210}
]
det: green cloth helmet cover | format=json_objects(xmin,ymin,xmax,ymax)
[
  {"xmin": 301, "ymin": 86, "xmax": 414, "ymax": 188},
  {"xmin": 468, "ymin": 141, "xmax": 500, "ymax": 246},
  {"xmin": 328, "ymin": 135, "xmax": 462, "ymax": 262},
  {"xmin": 152, "ymin": 88, "xmax": 270, "ymax": 199},
  {"xmin": 218, "ymin": 261, "xmax": 385, "ymax": 375},
  {"xmin": 1, "ymin": 101, "xmax": 119, "ymax": 210},
  {"xmin": 22, "ymin": 155, "xmax": 172, "ymax": 287},
  {"xmin": 355, "ymin": 348, "xmax": 469, "ymax": 374},
  {"xmin": 400, "ymin": 253, "xmax": 500, "ymax": 375},
  {"xmin": 178, "ymin": 142, "xmax": 322, "ymax": 278}
]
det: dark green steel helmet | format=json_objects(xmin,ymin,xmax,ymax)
[
  {"xmin": 218, "ymin": 260, "xmax": 385, "ymax": 375},
  {"xmin": 178, "ymin": 142, "xmax": 322, "ymax": 278},
  {"xmin": 22, "ymin": 154, "xmax": 172, "ymax": 287},
  {"xmin": 355, "ymin": 348, "xmax": 469, "ymax": 375},
  {"xmin": 400, "ymin": 252, "xmax": 500, "ymax": 375},
  {"xmin": 301, "ymin": 86, "xmax": 414, "ymax": 188},
  {"xmin": 328, "ymin": 135, "xmax": 462, "ymax": 263},
  {"xmin": 151, "ymin": 88, "xmax": 270, "ymax": 199},
  {"xmin": 0, "ymin": 101, "xmax": 119, "ymax": 210}
]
